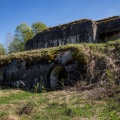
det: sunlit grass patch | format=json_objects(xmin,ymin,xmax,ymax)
[{"xmin": 0, "ymin": 89, "xmax": 120, "ymax": 120}]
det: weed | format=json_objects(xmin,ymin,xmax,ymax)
[
  {"xmin": 106, "ymin": 69, "xmax": 113, "ymax": 82},
  {"xmin": 64, "ymin": 108, "xmax": 73, "ymax": 116},
  {"xmin": 0, "ymin": 111, "xmax": 8, "ymax": 118},
  {"xmin": 18, "ymin": 101, "xmax": 35, "ymax": 115},
  {"xmin": 34, "ymin": 82, "xmax": 39, "ymax": 93}
]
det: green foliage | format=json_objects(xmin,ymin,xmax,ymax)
[
  {"xmin": 8, "ymin": 23, "xmax": 33, "ymax": 53},
  {"xmin": 31, "ymin": 22, "xmax": 47, "ymax": 35},
  {"xmin": 8, "ymin": 22, "xmax": 47, "ymax": 53},
  {"xmin": 0, "ymin": 111, "xmax": 8, "ymax": 118},
  {"xmin": 34, "ymin": 82, "xmax": 46, "ymax": 93},
  {"xmin": 34, "ymin": 82, "xmax": 39, "ymax": 93},
  {"xmin": 59, "ymin": 78, "xmax": 64, "ymax": 87},
  {"xmin": 106, "ymin": 69, "xmax": 113, "ymax": 82},
  {"xmin": 0, "ymin": 43, "xmax": 6, "ymax": 55},
  {"xmin": 8, "ymin": 38, "xmax": 25, "ymax": 53},
  {"xmin": 15, "ymin": 23, "xmax": 34, "ymax": 42}
]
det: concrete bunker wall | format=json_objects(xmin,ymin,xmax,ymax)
[
  {"xmin": 25, "ymin": 16, "xmax": 120, "ymax": 51},
  {"xmin": 3, "ymin": 62, "xmax": 85, "ymax": 89},
  {"xmin": 1, "ymin": 50, "xmax": 87, "ymax": 89},
  {"xmin": 25, "ymin": 20, "xmax": 97, "ymax": 50},
  {"xmin": 98, "ymin": 30, "xmax": 120, "ymax": 42},
  {"xmin": 97, "ymin": 16, "xmax": 120, "ymax": 42},
  {"xmin": 0, "ymin": 69, "xmax": 4, "ymax": 84}
]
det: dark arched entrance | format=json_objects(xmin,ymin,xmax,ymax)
[{"xmin": 48, "ymin": 66, "xmax": 68, "ymax": 89}]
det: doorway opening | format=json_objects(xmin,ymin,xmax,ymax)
[{"xmin": 48, "ymin": 66, "xmax": 68, "ymax": 89}]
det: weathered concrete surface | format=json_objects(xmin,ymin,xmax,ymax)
[
  {"xmin": 25, "ymin": 19, "xmax": 98, "ymax": 50},
  {"xmin": 97, "ymin": 16, "xmax": 120, "ymax": 42},
  {"xmin": 1, "ymin": 50, "xmax": 86, "ymax": 90},
  {"xmin": 25, "ymin": 16, "xmax": 120, "ymax": 50}
]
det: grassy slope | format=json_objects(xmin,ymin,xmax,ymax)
[
  {"xmin": 0, "ymin": 39, "xmax": 120, "ymax": 120},
  {"xmin": 0, "ymin": 89, "xmax": 120, "ymax": 120}
]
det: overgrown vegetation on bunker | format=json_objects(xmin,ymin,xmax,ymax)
[
  {"xmin": 0, "ymin": 43, "xmax": 88, "ymax": 67},
  {"xmin": 0, "ymin": 38, "xmax": 120, "ymax": 85},
  {"xmin": 0, "ymin": 38, "xmax": 120, "ymax": 67}
]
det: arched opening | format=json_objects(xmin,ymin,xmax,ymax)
[{"xmin": 48, "ymin": 66, "xmax": 68, "ymax": 89}]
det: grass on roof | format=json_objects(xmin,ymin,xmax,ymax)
[{"xmin": 0, "ymin": 39, "xmax": 120, "ymax": 67}]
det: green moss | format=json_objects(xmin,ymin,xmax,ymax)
[{"xmin": 96, "ymin": 16, "xmax": 119, "ymax": 23}]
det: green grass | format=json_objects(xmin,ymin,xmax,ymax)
[
  {"xmin": 99, "ymin": 99, "xmax": 120, "ymax": 120},
  {"xmin": 0, "ymin": 111, "xmax": 9, "ymax": 118},
  {"xmin": 0, "ymin": 89, "xmax": 120, "ymax": 120},
  {"xmin": 0, "ymin": 91, "xmax": 31, "ymax": 104}
]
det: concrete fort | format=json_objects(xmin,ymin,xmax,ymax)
[
  {"xmin": 25, "ymin": 16, "xmax": 120, "ymax": 50},
  {"xmin": 0, "ymin": 16, "xmax": 120, "ymax": 90}
]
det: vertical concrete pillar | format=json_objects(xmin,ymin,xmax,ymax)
[
  {"xmin": 92, "ymin": 21, "xmax": 98, "ymax": 43},
  {"xmin": 76, "ymin": 35, "xmax": 79, "ymax": 43},
  {"xmin": 74, "ymin": 36, "xmax": 76, "ymax": 43},
  {"xmin": 89, "ymin": 35, "xmax": 92, "ymax": 43},
  {"xmin": 59, "ymin": 39, "xmax": 62, "ymax": 46}
]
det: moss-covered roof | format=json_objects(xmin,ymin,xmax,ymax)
[
  {"xmin": 42, "ymin": 19, "xmax": 90, "ymax": 33},
  {"xmin": 96, "ymin": 16, "xmax": 120, "ymax": 24},
  {"xmin": 0, "ymin": 39, "xmax": 120, "ymax": 68},
  {"xmin": 41, "ymin": 16, "xmax": 120, "ymax": 33}
]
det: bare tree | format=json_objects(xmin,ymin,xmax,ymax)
[{"xmin": 5, "ymin": 32, "xmax": 13, "ymax": 53}]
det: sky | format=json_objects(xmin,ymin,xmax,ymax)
[{"xmin": 0, "ymin": 0, "xmax": 120, "ymax": 45}]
